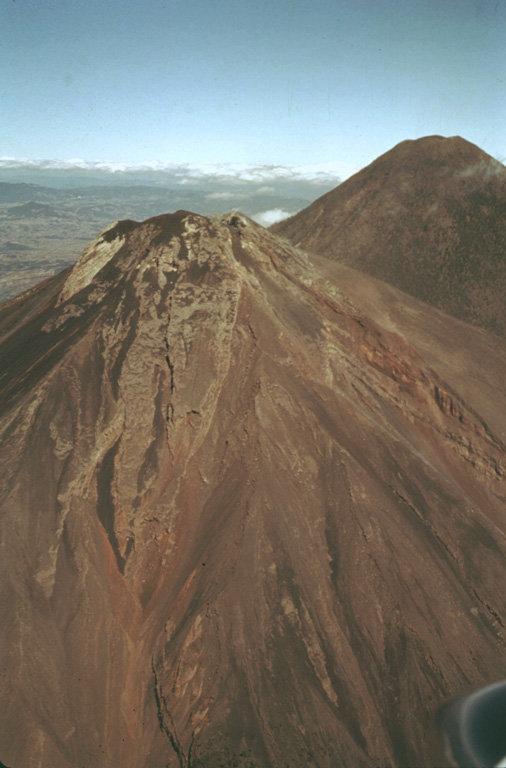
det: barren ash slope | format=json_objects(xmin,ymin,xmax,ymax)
[
  {"xmin": 0, "ymin": 210, "xmax": 506, "ymax": 768},
  {"xmin": 272, "ymin": 135, "xmax": 506, "ymax": 337}
]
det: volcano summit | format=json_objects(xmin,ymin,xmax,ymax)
[
  {"xmin": 0, "ymin": 208, "xmax": 505, "ymax": 768},
  {"xmin": 272, "ymin": 135, "xmax": 506, "ymax": 337}
]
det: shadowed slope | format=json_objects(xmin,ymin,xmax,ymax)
[
  {"xmin": 0, "ymin": 211, "xmax": 506, "ymax": 767},
  {"xmin": 272, "ymin": 135, "xmax": 506, "ymax": 337}
]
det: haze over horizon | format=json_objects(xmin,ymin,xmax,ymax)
[{"xmin": 2, "ymin": 0, "xmax": 506, "ymax": 174}]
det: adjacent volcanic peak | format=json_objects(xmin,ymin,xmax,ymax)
[
  {"xmin": 272, "ymin": 135, "xmax": 506, "ymax": 337},
  {"xmin": 1, "ymin": 211, "xmax": 506, "ymax": 768}
]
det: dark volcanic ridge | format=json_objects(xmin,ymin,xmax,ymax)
[
  {"xmin": 272, "ymin": 135, "xmax": 506, "ymax": 337},
  {"xmin": 1, "ymin": 210, "xmax": 506, "ymax": 768}
]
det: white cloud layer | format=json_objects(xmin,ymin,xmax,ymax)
[
  {"xmin": 0, "ymin": 157, "xmax": 359, "ymax": 184},
  {"xmin": 206, "ymin": 191, "xmax": 244, "ymax": 201}
]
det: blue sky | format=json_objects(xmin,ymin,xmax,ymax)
[{"xmin": 1, "ymin": 0, "xmax": 506, "ymax": 171}]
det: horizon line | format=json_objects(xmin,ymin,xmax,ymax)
[{"xmin": 0, "ymin": 156, "xmax": 360, "ymax": 183}]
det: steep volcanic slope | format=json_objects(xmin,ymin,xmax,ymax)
[
  {"xmin": 272, "ymin": 135, "xmax": 506, "ymax": 337},
  {"xmin": 1, "ymin": 211, "xmax": 506, "ymax": 768}
]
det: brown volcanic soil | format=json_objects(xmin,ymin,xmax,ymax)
[
  {"xmin": 272, "ymin": 135, "xmax": 506, "ymax": 337},
  {"xmin": 1, "ymin": 211, "xmax": 506, "ymax": 767}
]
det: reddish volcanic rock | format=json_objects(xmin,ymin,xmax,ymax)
[
  {"xmin": 272, "ymin": 135, "xmax": 506, "ymax": 337},
  {"xmin": 0, "ymin": 211, "xmax": 505, "ymax": 767}
]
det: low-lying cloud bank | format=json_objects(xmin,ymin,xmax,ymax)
[{"xmin": 0, "ymin": 157, "xmax": 358, "ymax": 185}]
